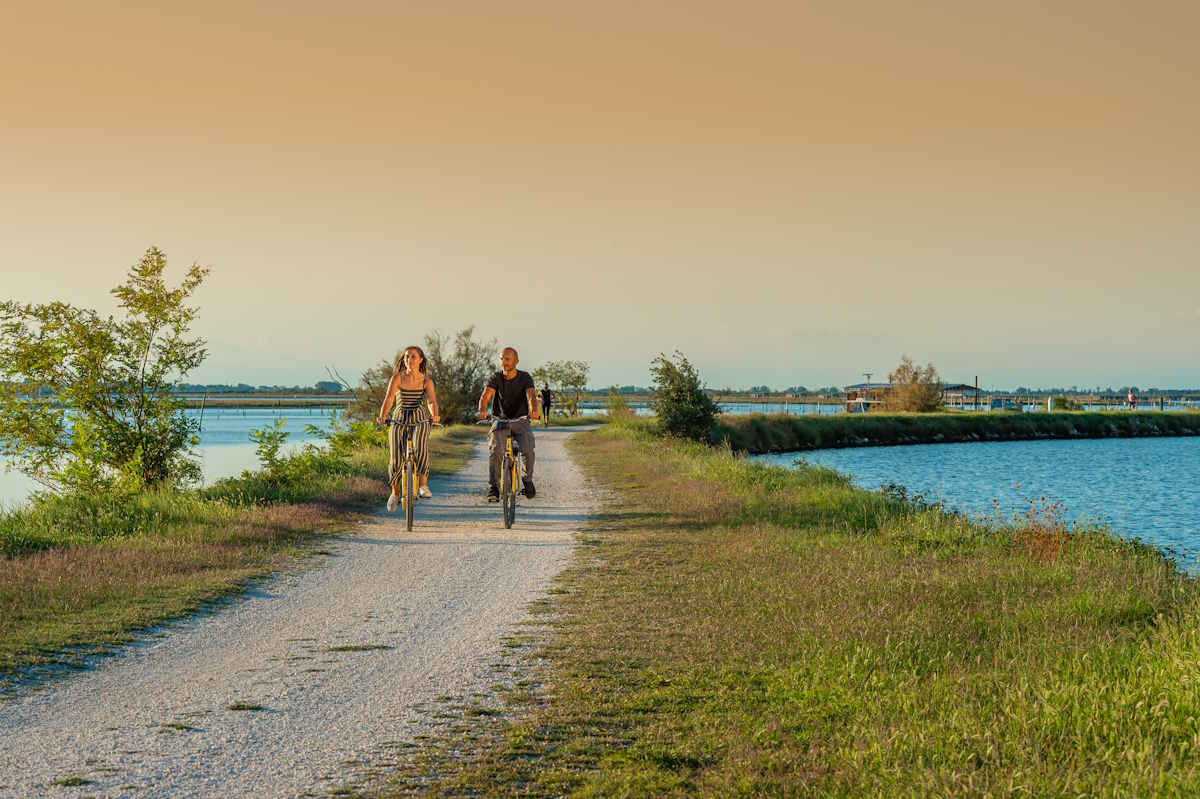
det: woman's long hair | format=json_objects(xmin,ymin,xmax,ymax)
[{"xmin": 394, "ymin": 345, "xmax": 428, "ymax": 376}]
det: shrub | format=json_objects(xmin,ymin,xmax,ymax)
[
  {"xmin": 649, "ymin": 351, "xmax": 718, "ymax": 441},
  {"xmin": 606, "ymin": 387, "xmax": 635, "ymax": 422},
  {"xmin": 885, "ymin": 355, "xmax": 943, "ymax": 412},
  {"xmin": 1051, "ymin": 395, "xmax": 1083, "ymax": 411}
]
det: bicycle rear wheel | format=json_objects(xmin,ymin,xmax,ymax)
[{"xmin": 404, "ymin": 461, "xmax": 415, "ymax": 531}]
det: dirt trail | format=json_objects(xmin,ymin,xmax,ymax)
[{"xmin": 0, "ymin": 427, "xmax": 592, "ymax": 798}]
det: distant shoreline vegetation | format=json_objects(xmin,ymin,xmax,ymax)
[
  {"xmin": 718, "ymin": 411, "xmax": 1200, "ymax": 454},
  {"xmin": 174, "ymin": 382, "xmax": 351, "ymax": 395}
]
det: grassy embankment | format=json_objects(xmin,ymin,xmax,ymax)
[
  {"xmin": 719, "ymin": 410, "xmax": 1200, "ymax": 454},
  {"xmin": 391, "ymin": 420, "xmax": 1200, "ymax": 796},
  {"xmin": 0, "ymin": 424, "xmax": 481, "ymax": 678}
]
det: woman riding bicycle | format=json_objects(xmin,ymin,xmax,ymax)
[{"xmin": 377, "ymin": 346, "xmax": 440, "ymax": 512}]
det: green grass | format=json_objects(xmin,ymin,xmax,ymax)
[
  {"xmin": 387, "ymin": 421, "xmax": 1200, "ymax": 796},
  {"xmin": 718, "ymin": 410, "xmax": 1200, "ymax": 453},
  {"xmin": 228, "ymin": 702, "xmax": 266, "ymax": 711},
  {"xmin": 544, "ymin": 414, "xmax": 609, "ymax": 427},
  {"xmin": 0, "ymin": 424, "xmax": 482, "ymax": 679}
]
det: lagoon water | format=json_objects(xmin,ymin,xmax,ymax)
[
  {"xmin": 0, "ymin": 408, "xmax": 332, "ymax": 509},
  {"xmin": 753, "ymin": 436, "xmax": 1200, "ymax": 564}
]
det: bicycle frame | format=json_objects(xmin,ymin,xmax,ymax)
[
  {"xmin": 485, "ymin": 415, "xmax": 528, "ymax": 529},
  {"xmin": 388, "ymin": 417, "xmax": 441, "ymax": 531}
]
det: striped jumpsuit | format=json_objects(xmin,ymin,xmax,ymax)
[{"xmin": 388, "ymin": 377, "xmax": 433, "ymax": 485}]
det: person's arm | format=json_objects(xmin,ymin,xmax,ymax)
[
  {"xmin": 425, "ymin": 378, "xmax": 440, "ymax": 424},
  {"xmin": 377, "ymin": 372, "xmax": 400, "ymax": 425},
  {"xmin": 527, "ymin": 386, "xmax": 539, "ymax": 420},
  {"xmin": 477, "ymin": 386, "xmax": 495, "ymax": 420}
]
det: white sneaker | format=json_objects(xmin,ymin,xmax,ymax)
[
  {"xmin": 386, "ymin": 492, "xmax": 398, "ymax": 513},
  {"xmin": 419, "ymin": 486, "xmax": 433, "ymax": 499}
]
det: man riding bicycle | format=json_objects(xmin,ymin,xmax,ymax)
[{"xmin": 477, "ymin": 347, "xmax": 539, "ymax": 502}]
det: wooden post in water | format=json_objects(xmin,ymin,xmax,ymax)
[{"xmin": 198, "ymin": 391, "xmax": 207, "ymax": 432}]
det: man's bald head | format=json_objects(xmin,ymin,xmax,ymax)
[{"xmin": 500, "ymin": 347, "xmax": 519, "ymax": 373}]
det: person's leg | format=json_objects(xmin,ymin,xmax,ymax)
[
  {"xmin": 512, "ymin": 419, "xmax": 535, "ymax": 480},
  {"xmin": 487, "ymin": 422, "xmax": 507, "ymax": 488},
  {"xmin": 386, "ymin": 422, "xmax": 402, "ymax": 510},
  {"xmin": 414, "ymin": 419, "xmax": 432, "ymax": 486},
  {"xmin": 388, "ymin": 423, "xmax": 402, "ymax": 491}
]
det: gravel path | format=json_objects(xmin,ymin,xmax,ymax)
[{"xmin": 0, "ymin": 427, "xmax": 593, "ymax": 798}]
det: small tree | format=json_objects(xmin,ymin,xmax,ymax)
[
  {"xmin": 533, "ymin": 360, "xmax": 590, "ymax": 417},
  {"xmin": 606, "ymin": 386, "xmax": 635, "ymax": 422},
  {"xmin": 348, "ymin": 327, "xmax": 498, "ymax": 425},
  {"xmin": 424, "ymin": 326, "xmax": 498, "ymax": 423},
  {"xmin": 886, "ymin": 355, "xmax": 943, "ymax": 412},
  {"xmin": 649, "ymin": 351, "xmax": 718, "ymax": 441},
  {"xmin": 0, "ymin": 247, "xmax": 209, "ymax": 492},
  {"xmin": 346, "ymin": 356, "xmax": 397, "ymax": 422}
]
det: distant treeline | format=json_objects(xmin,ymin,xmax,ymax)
[{"xmin": 174, "ymin": 382, "xmax": 351, "ymax": 395}]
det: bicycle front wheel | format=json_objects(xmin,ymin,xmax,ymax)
[
  {"xmin": 501, "ymin": 457, "xmax": 516, "ymax": 529},
  {"xmin": 404, "ymin": 461, "xmax": 415, "ymax": 531}
]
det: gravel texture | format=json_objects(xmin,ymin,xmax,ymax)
[{"xmin": 0, "ymin": 427, "xmax": 592, "ymax": 798}]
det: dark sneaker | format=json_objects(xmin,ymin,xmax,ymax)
[
  {"xmin": 487, "ymin": 484, "xmax": 500, "ymax": 502},
  {"xmin": 522, "ymin": 479, "xmax": 536, "ymax": 499}
]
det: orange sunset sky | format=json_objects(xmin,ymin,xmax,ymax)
[{"xmin": 3, "ymin": 2, "xmax": 1198, "ymax": 389}]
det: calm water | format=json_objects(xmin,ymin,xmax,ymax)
[
  {"xmin": 754, "ymin": 437, "xmax": 1200, "ymax": 563},
  {"xmin": 0, "ymin": 407, "xmax": 332, "ymax": 509}
]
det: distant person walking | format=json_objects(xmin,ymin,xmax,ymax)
[
  {"xmin": 1128, "ymin": 389, "xmax": 1137, "ymax": 411},
  {"xmin": 377, "ymin": 346, "xmax": 440, "ymax": 511},
  {"xmin": 540, "ymin": 383, "xmax": 554, "ymax": 427}
]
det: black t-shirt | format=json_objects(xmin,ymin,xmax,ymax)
[
  {"xmin": 540, "ymin": 388, "xmax": 553, "ymax": 407},
  {"xmin": 487, "ymin": 370, "xmax": 535, "ymax": 418}
]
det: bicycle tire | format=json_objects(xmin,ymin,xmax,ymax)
[
  {"xmin": 404, "ymin": 460, "xmax": 415, "ymax": 531},
  {"xmin": 501, "ymin": 456, "xmax": 515, "ymax": 529}
]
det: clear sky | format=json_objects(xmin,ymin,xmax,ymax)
[{"xmin": 4, "ymin": 2, "xmax": 1197, "ymax": 390}]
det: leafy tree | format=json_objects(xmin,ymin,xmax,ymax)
[
  {"xmin": 885, "ymin": 355, "xmax": 943, "ymax": 412},
  {"xmin": 650, "ymin": 351, "xmax": 718, "ymax": 441},
  {"xmin": 348, "ymin": 327, "xmax": 498, "ymax": 425},
  {"xmin": 0, "ymin": 247, "xmax": 209, "ymax": 492},
  {"xmin": 346, "ymin": 357, "xmax": 397, "ymax": 422},
  {"xmin": 532, "ymin": 360, "xmax": 590, "ymax": 417},
  {"xmin": 424, "ymin": 326, "xmax": 499, "ymax": 423}
]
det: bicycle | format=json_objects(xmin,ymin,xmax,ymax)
[
  {"xmin": 479, "ymin": 415, "xmax": 528, "ymax": 529},
  {"xmin": 387, "ymin": 417, "xmax": 443, "ymax": 531}
]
